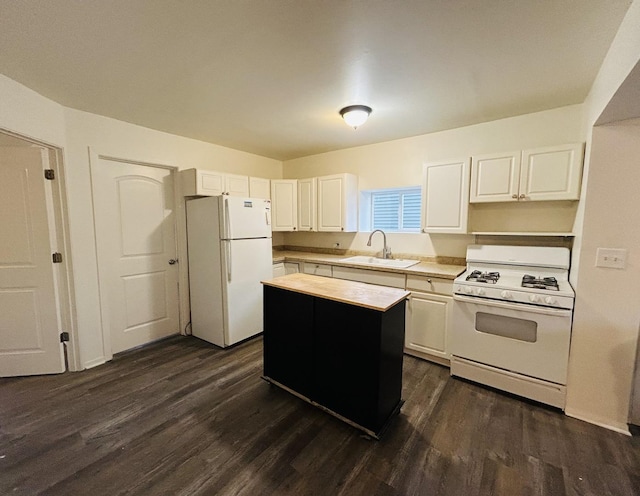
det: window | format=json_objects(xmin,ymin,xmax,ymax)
[{"xmin": 368, "ymin": 187, "xmax": 421, "ymax": 232}]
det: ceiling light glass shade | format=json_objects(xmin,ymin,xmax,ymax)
[{"xmin": 340, "ymin": 105, "xmax": 372, "ymax": 129}]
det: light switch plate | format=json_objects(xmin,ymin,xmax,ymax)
[{"xmin": 595, "ymin": 248, "xmax": 627, "ymax": 269}]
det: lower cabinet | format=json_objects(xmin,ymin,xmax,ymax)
[
  {"xmin": 263, "ymin": 285, "xmax": 405, "ymax": 437},
  {"xmin": 405, "ymin": 291, "xmax": 453, "ymax": 363},
  {"xmin": 272, "ymin": 261, "xmax": 300, "ymax": 277},
  {"xmin": 272, "ymin": 262, "xmax": 286, "ymax": 277}
]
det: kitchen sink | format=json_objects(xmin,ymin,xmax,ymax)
[{"xmin": 340, "ymin": 255, "xmax": 420, "ymax": 269}]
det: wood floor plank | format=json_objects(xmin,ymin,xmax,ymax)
[{"xmin": 1, "ymin": 335, "xmax": 639, "ymax": 496}]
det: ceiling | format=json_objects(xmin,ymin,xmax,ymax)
[{"xmin": 0, "ymin": 1, "xmax": 632, "ymax": 161}]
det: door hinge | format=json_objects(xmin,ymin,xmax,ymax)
[
  {"xmin": 44, "ymin": 169, "xmax": 55, "ymax": 180},
  {"xmin": 60, "ymin": 332, "xmax": 70, "ymax": 343},
  {"xmin": 52, "ymin": 252, "xmax": 63, "ymax": 263}
]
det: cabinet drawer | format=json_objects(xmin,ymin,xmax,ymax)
[
  {"xmin": 284, "ymin": 262, "xmax": 300, "ymax": 274},
  {"xmin": 406, "ymin": 275, "xmax": 453, "ymax": 295},
  {"xmin": 332, "ymin": 266, "xmax": 406, "ymax": 288},
  {"xmin": 303, "ymin": 263, "xmax": 333, "ymax": 277}
]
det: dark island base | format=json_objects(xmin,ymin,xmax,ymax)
[{"xmin": 261, "ymin": 375, "xmax": 404, "ymax": 440}]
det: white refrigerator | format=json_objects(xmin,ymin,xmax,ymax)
[{"xmin": 186, "ymin": 196, "xmax": 273, "ymax": 347}]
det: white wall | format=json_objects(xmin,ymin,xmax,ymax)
[
  {"xmin": 566, "ymin": 120, "xmax": 640, "ymax": 432},
  {"xmin": 565, "ymin": 0, "xmax": 640, "ymax": 432},
  {"xmin": 0, "ymin": 74, "xmax": 67, "ymax": 147},
  {"xmin": 1, "ymin": 74, "xmax": 283, "ymax": 369},
  {"xmin": 63, "ymin": 110, "xmax": 281, "ymax": 367},
  {"xmin": 282, "ymin": 105, "xmax": 585, "ymax": 258}
]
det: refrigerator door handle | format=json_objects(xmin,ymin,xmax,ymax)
[
  {"xmin": 224, "ymin": 240, "xmax": 232, "ymax": 282},
  {"xmin": 224, "ymin": 197, "xmax": 232, "ymax": 239}
]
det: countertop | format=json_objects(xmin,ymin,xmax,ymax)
[
  {"xmin": 262, "ymin": 273, "xmax": 410, "ymax": 311},
  {"xmin": 272, "ymin": 250, "xmax": 465, "ymax": 280}
]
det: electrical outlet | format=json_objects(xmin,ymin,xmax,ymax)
[{"xmin": 595, "ymin": 248, "xmax": 627, "ymax": 269}]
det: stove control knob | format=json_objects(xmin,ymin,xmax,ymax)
[
  {"xmin": 464, "ymin": 286, "xmax": 473, "ymax": 294},
  {"xmin": 529, "ymin": 294, "xmax": 541, "ymax": 303},
  {"xmin": 477, "ymin": 288, "xmax": 485, "ymax": 296},
  {"xmin": 500, "ymin": 290, "xmax": 512, "ymax": 299},
  {"xmin": 544, "ymin": 296, "xmax": 557, "ymax": 305}
]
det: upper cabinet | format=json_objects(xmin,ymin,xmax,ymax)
[
  {"xmin": 470, "ymin": 143, "xmax": 584, "ymax": 203},
  {"xmin": 470, "ymin": 151, "xmax": 521, "ymax": 203},
  {"xmin": 180, "ymin": 168, "xmax": 250, "ymax": 197},
  {"xmin": 224, "ymin": 173, "xmax": 250, "ymax": 197},
  {"xmin": 520, "ymin": 143, "xmax": 584, "ymax": 201},
  {"xmin": 421, "ymin": 159, "xmax": 470, "ymax": 234},
  {"xmin": 271, "ymin": 180, "xmax": 298, "ymax": 231},
  {"xmin": 249, "ymin": 177, "xmax": 271, "ymax": 199},
  {"xmin": 297, "ymin": 177, "xmax": 317, "ymax": 232},
  {"xmin": 181, "ymin": 169, "xmax": 225, "ymax": 196},
  {"xmin": 317, "ymin": 173, "xmax": 358, "ymax": 232}
]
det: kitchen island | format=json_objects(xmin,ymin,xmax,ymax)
[{"xmin": 261, "ymin": 273, "xmax": 410, "ymax": 438}]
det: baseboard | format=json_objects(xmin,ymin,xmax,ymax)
[
  {"xmin": 82, "ymin": 357, "xmax": 106, "ymax": 370},
  {"xmin": 403, "ymin": 348, "xmax": 450, "ymax": 367},
  {"xmin": 564, "ymin": 407, "xmax": 631, "ymax": 436}
]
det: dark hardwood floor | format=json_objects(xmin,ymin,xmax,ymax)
[{"xmin": 1, "ymin": 335, "xmax": 639, "ymax": 496}]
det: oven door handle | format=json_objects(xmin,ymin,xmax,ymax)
[{"xmin": 453, "ymin": 294, "xmax": 572, "ymax": 317}]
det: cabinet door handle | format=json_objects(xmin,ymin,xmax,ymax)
[
  {"xmin": 519, "ymin": 194, "xmax": 526, "ymax": 199},
  {"xmin": 511, "ymin": 194, "xmax": 518, "ymax": 199}
]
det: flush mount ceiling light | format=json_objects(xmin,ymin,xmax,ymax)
[{"xmin": 339, "ymin": 105, "xmax": 372, "ymax": 129}]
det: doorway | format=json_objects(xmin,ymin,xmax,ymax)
[
  {"xmin": 90, "ymin": 154, "xmax": 180, "ymax": 356},
  {"xmin": 0, "ymin": 131, "xmax": 77, "ymax": 376}
]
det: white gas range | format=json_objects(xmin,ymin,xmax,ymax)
[{"xmin": 450, "ymin": 245, "xmax": 575, "ymax": 409}]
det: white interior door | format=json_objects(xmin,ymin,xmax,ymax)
[
  {"xmin": 92, "ymin": 158, "xmax": 179, "ymax": 355},
  {"xmin": 0, "ymin": 147, "xmax": 65, "ymax": 376}
]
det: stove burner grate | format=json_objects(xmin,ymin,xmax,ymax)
[
  {"xmin": 522, "ymin": 274, "xmax": 559, "ymax": 291},
  {"xmin": 466, "ymin": 270, "xmax": 500, "ymax": 284}
]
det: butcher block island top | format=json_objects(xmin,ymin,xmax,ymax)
[{"xmin": 261, "ymin": 273, "xmax": 410, "ymax": 311}]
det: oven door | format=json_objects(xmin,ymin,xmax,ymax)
[{"xmin": 452, "ymin": 295, "xmax": 572, "ymax": 384}]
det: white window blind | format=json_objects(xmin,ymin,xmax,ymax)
[{"xmin": 371, "ymin": 188, "xmax": 421, "ymax": 232}]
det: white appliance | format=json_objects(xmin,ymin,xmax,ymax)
[
  {"xmin": 450, "ymin": 245, "xmax": 575, "ymax": 409},
  {"xmin": 186, "ymin": 196, "xmax": 272, "ymax": 347}
]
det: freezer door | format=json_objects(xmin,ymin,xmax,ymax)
[
  {"xmin": 222, "ymin": 196, "xmax": 272, "ymax": 239},
  {"xmin": 221, "ymin": 237, "xmax": 273, "ymax": 345}
]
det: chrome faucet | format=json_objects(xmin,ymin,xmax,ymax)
[{"xmin": 367, "ymin": 229, "xmax": 392, "ymax": 259}]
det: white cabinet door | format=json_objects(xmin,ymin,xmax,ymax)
[
  {"xmin": 181, "ymin": 168, "xmax": 225, "ymax": 196},
  {"xmin": 317, "ymin": 173, "xmax": 358, "ymax": 232},
  {"xmin": 405, "ymin": 292, "xmax": 452, "ymax": 361},
  {"xmin": 470, "ymin": 151, "xmax": 521, "ymax": 203},
  {"xmin": 297, "ymin": 177, "xmax": 317, "ymax": 231},
  {"xmin": 271, "ymin": 180, "xmax": 298, "ymax": 231},
  {"xmin": 422, "ymin": 159, "xmax": 470, "ymax": 233},
  {"xmin": 249, "ymin": 177, "xmax": 271, "ymax": 199},
  {"xmin": 470, "ymin": 144, "xmax": 584, "ymax": 203},
  {"xmin": 520, "ymin": 143, "xmax": 583, "ymax": 201},
  {"xmin": 225, "ymin": 173, "xmax": 250, "ymax": 197},
  {"xmin": 272, "ymin": 263, "xmax": 285, "ymax": 277}
]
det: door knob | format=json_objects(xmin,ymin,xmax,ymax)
[{"xmin": 168, "ymin": 259, "xmax": 178, "ymax": 265}]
